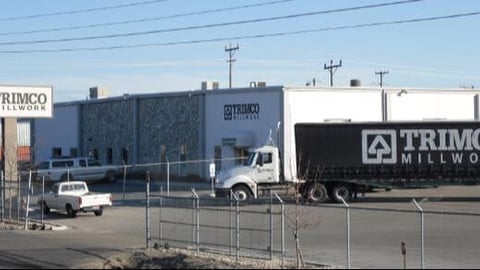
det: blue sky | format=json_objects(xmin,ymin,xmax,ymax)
[{"xmin": 0, "ymin": 0, "xmax": 479, "ymax": 102}]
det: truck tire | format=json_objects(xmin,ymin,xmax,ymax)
[
  {"xmin": 329, "ymin": 183, "xmax": 353, "ymax": 203},
  {"xmin": 94, "ymin": 207, "xmax": 103, "ymax": 216},
  {"xmin": 42, "ymin": 201, "xmax": 50, "ymax": 214},
  {"xmin": 66, "ymin": 204, "xmax": 77, "ymax": 218},
  {"xmin": 232, "ymin": 185, "xmax": 252, "ymax": 201},
  {"xmin": 306, "ymin": 183, "xmax": 329, "ymax": 203}
]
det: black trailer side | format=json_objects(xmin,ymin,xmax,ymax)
[{"xmin": 295, "ymin": 121, "xmax": 480, "ymax": 202}]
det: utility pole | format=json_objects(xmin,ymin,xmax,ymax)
[
  {"xmin": 225, "ymin": 43, "xmax": 239, "ymax": 89},
  {"xmin": 375, "ymin": 70, "xmax": 390, "ymax": 87},
  {"xmin": 324, "ymin": 59, "xmax": 342, "ymax": 87}
]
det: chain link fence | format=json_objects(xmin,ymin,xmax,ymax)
[
  {"xmin": 0, "ymin": 170, "xmax": 38, "ymax": 229},
  {"xmin": 146, "ymin": 184, "xmax": 286, "ymax": 266},
  {"xmin": 144, "ymin": 180, "xmax": 480, "ymax": 269}
]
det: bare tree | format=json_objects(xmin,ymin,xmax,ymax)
[
  {"xmin": 285, "ymin": 153, "xmax": 322, "ymax": 268},
  {"xmin": 3, "ymin": 141, "xmax": 18, "ymax": 221}
]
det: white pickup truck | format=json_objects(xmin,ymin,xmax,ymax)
[{"xmin": 38, "ymin": 181, "xmax": 112, "ymax": 218}]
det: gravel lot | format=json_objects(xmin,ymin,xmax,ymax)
[{"xmin": 71, "ymin": 247, "xmax": 303, "ymax": 269}]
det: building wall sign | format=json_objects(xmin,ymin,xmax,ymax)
[
  {"xmin": 224, "ymin": 103, "xmax": 260, "ymax": 121},
  {"xmin": 0, "ymin": 86, "xmax": 53, "ymax": 118}
]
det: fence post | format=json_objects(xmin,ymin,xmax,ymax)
[
  {"xmin": 41, "ymin": 176, "xmax": 44, "ymax": 227},
  {"xmin": 167, "ymin": 161, "xmax": 170, "ymax": 196},
  {"xmin": 269, "ymin": 190, "xmax": 273, "ymax": 260},
  {"xmin": 1, "ymin": 170, "xmax": 3, "ymax": 222},
  {"xmin": 191, "ymin": 188, "xmax": 200, "ymax": 255},
  {"xmin": 412, "ymin": 199, "xmax": 425, "ymax": 269},
  {"xmin": 122, "ymin": 164, "xmax": 127, "ymax": 201},
  {"xmin": 145, "ymin": 171, "xmax": 151, "ymax": 248},
  {"xmin": 159, "ymin": 186, "xmax": 163, "ymax": 247},
  {"xmin": 274, "ymin": 192, "xmax": 285, "ymax": 269},
  {"xmin": 340, "ymin": 197, "xmax": 351, "ymax": 269},
  {"xmin": 24, "ymin": 170, "xmax": 32, "ymax": 230},
  {"xmin": 17, "ymin": 174, "xmax": 20, "ymax": 223},
  {"xmin": 230, "ymin": 191, "xmax": 240, "ymax": 262},
  {"xmin": 229, "ymin": 190, "xmax": 233, "ymax": 256}
]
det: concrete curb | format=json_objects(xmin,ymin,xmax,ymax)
[{"xmin": 27, "ymin": 219, "xmax": 68, "ymax": 231}]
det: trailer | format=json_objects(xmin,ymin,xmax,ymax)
[{"xmin": 215, "ymin": 121, "xmax": 480, "ymax": 202}]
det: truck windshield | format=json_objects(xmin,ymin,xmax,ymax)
[{"xmin": 243, "ymin": 152, "xmax": 257, "ymax": 166}]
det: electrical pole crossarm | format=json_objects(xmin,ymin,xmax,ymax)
[
  {"xmin": 324, "ymin": 59, "xmax": 342, "ymax": 87},
  {"xmin": 225, "ymin": 43, "xmax": 240, "ymax": 89},
  {"xmin": 375, "ymin": 70, "xmax": 390, "ymax": 87}
]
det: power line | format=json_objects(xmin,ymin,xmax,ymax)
[
  {"xmin": 0, "ymin": 0, "xmax": 295, "ymax": 36},
  {"xmin": 0, "ymin": 0, "xmax": 423, "ymax": 46},
  {"xmin": 0, "ymin": 0, "xmax": 169, "ymax": 22},
  {"xmin": 1, "ymin": 10, "xmax": 479, "ymax": 54}
]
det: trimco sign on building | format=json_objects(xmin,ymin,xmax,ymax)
[{"xmin": 0, "ymin": 86, "xmax": 53, "ymax": 118}]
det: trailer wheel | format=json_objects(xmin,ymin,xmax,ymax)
[
  {"xmin": 329, "ymin": 183, "xmax": 353, "ymax": 203},
  {"xmin": 306, "ymin": 183, "xmax": 329, "ymax": 203},
  {"xmin": 232, "ymin": 185, "xmax": 251, "ymax": 201}
]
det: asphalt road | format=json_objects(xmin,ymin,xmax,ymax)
[{"xmin": 1, "ymin": 180, "xmax": 480, "ymax": 269}]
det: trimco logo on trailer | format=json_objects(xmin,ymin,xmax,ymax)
[
  {"xmin": 362, "ymin": 128, "xmax": 480, "ymax": 165},
  {"xmin": 0, "ymin": 86, "xmax": 53, "ymax": 118},
  {"xmin": 362, "ymin": 130, "xmax": 397, "ymax": 164}
]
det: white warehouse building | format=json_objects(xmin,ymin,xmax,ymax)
[{"xmin": 33, "ymin": 85, "xmax": 480, "ymax": 180}]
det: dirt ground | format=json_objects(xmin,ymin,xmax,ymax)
[{"xmin": 72, "ymin": 247, "xmax": 299, "ymax": 269}]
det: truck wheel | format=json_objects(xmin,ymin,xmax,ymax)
[
  {"xmin": 66, "ymin": 204, "xmax": 77, "ymax": 218},
  {"xmin": 94, "ymin": 207, "xmax": 103, "ymax": 216},
  {"xmin": 232, "ymin": 185, "xmax": 251, "ymax": 201},
  {"xmin": 306, "ymin": 183, "xmax": 329, "ymax": 203},
  {"xmin": 329, "ymin": 183, "xmax": 353, "ymax": 203},
  {"xmin": 43, "ymin": 201, "xmax": 50, "ymax": 214}
]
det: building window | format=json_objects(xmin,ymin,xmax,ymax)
[
  {"xmin": 52, "ymin": 147, "xmax": 62, "ymax": 158},
  {"xmin": 160, "ymin": 145, "xmax": 167, "ymax": 162},
  {"xmin": 179, "ymin": 143, "xmax": 187, "ymax": 161},
  {"xmin": 121, "ymin": 147, "xmax": 128, "ymax": 165},
  {"xmin": 106, "ymin": 148, "xmax": 113, "ymax": 165},
  {"xmin": 214, "ymin": 145, "xmax": 222, "ymax": 173},
  {"xmin": 70, "ymin": 148, "xmax": 78, "ymax": 157},
  {"xmin": 179, "ymin": 143, "xmax": 188, "ymax": 176},
  {"xmin": 234, "ymin": 147, "xmax": 249, "ymax": 165},
  {"xmin": 90, "ymin": 148, "xmax": 99, "ymax": 160}
]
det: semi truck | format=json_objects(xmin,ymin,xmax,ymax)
[{"xmin": 215, "ymin": 121, "xmax": 480, "ymax": 202}]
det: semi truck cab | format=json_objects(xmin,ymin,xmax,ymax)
[{"xmin": 215, "ymin": 144, "xmax": 281, "ymax": 200}]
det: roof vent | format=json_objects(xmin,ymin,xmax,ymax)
[
  {"xmin": 89, "ymin": 87, "xmax": 109, "ymax": 99},
  {"xmin": 350, "ymin": 79, "xmax": 361, "ymax": 87},
  {"xmin": 201, "ymin": 81, "xmax": 219, "ymax": 90},
  {"xmin": 249, "ymin": 81, "xmax": 266, "ymax": 88}
]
